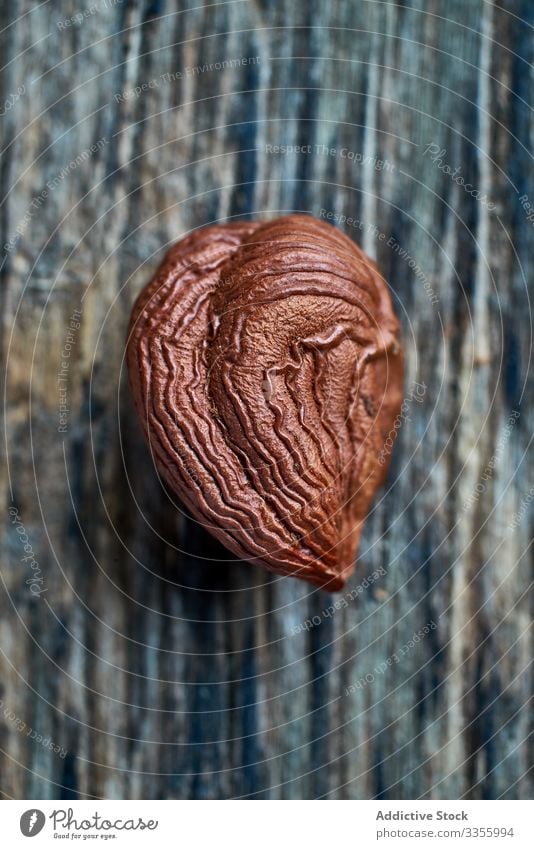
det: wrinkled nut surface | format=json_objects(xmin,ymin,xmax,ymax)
[{"xmin": 127, "ymin": 215, "xmax": 403, "ymax": 590}]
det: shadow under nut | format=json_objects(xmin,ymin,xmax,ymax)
[{"xmin": 127, "ymin": 214, "xmax": 404, "ymax": 591}]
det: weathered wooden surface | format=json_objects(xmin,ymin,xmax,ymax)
[{"xmin": 1, "ymin": 0, "xmax": 532, "ymax": 800}]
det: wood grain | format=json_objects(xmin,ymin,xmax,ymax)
[{"xmin": 0, "ymin": 0, "xmax": 532, "ymax": 800}]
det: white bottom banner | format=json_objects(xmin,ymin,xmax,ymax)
[{"xmin": 2, "ymin": 800, "xmax": 532, "ymax": 847}]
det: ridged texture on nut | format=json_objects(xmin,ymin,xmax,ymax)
[{"xmin": 127, "ymin": 215, "xmax": 403, "ymax": 590}]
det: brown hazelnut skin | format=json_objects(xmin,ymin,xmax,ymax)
[{"xmin": 127, "ymin": 215, "xmax": 403, "ymax": 590}]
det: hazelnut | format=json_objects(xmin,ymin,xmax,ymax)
[{"xmin": 127, "ymin": 215, "xmax": 403, "ymax": 590}]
